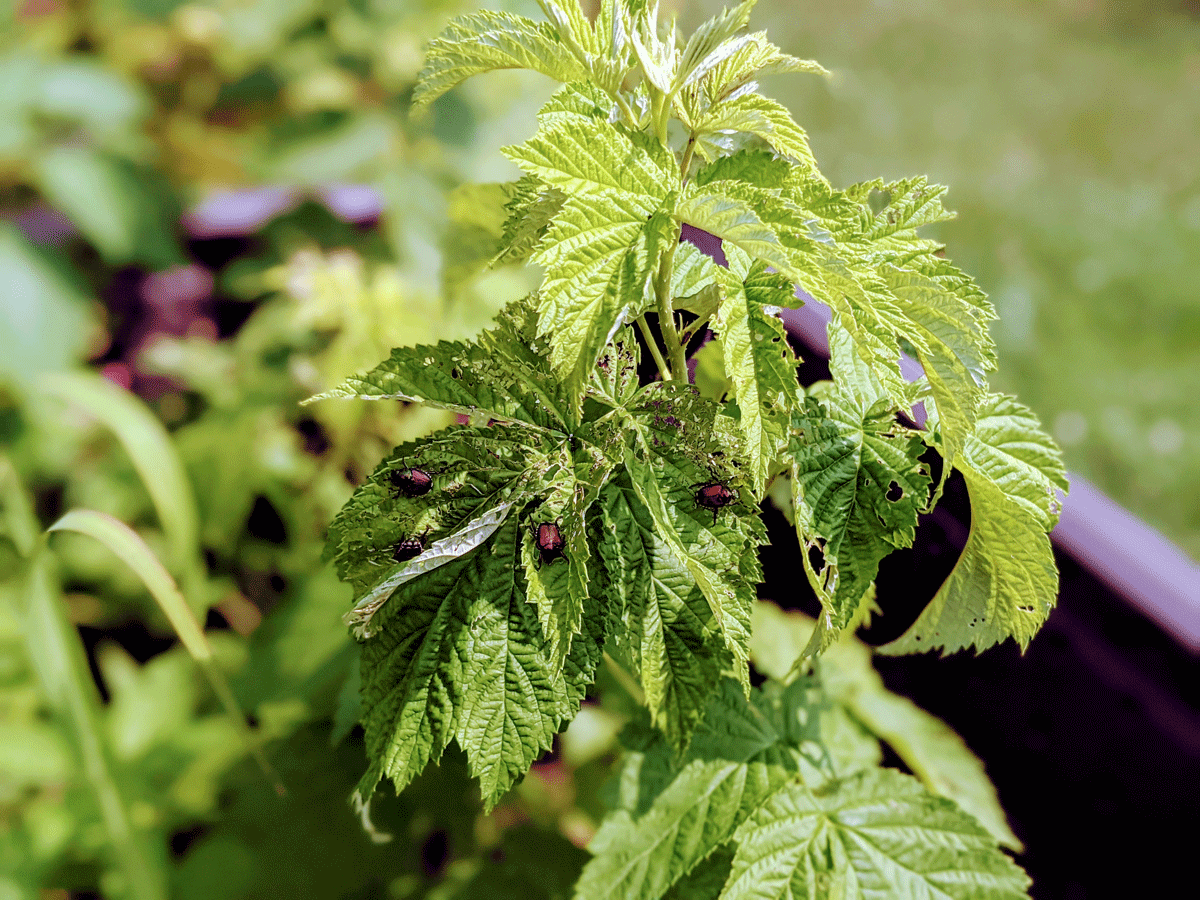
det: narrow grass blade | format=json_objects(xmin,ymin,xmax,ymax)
[
  {"xmin": 49, "ymin": 509, "xmax": 285, "ymax": 795},
  {"xmin": 40, "ymin": 372, "xmax": 202, "ymax": 596}
]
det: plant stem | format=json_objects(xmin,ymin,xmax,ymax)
[
  {"xmin": 603, "ymin": 652, "xmax": 645, "ymax": 706},
  {"xmin": 637, "ymin": 314, "xmax": 673, "ymax": 380},
  {"xmin": 654, "ymin": 232, "xmax": 688, "ymax": 380}
]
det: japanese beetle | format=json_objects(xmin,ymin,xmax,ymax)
[
  {"xmin": 392, "ymin": 535, "xmax": 425, "ymax": 563},
  {"xmin": 389, "ymin": 466, "xmax": 434, "ymax": 498},
  {"xmin": 533, "ymin": 521, "xmax": 567, "ymax": 566},
  {"xmin": 694, "ymin": 481, "xmax": 737, "ymax": 524}
]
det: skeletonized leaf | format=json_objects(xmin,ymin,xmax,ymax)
[
  {"xmin": 789, "ymin": 370, "xmax": 930, "ymax": 638},
  {"xmin": 622, "ymin": 384, "xmax": 765, "ymax": 695}
]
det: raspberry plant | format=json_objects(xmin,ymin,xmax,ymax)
[{"xmin": 315, "ymin": 1, "xmax": 1067, "ymax": 896}]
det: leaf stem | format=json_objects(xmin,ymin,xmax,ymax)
[
  {"xmin": 637, "ymin": 314, "xmax": 673, "ymax": 380},
  {"xmin": 680, "ymin": 135, "xmax": 697, "ymax": 185}
]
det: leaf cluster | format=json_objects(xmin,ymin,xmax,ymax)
[{"xmin": 315, "ymin": 0, "xmax": 1070, "ymax": 896}]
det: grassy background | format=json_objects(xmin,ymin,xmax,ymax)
[{"xmin": 690, "ymin": 0, "xmax": 1200, "ymax": 559}]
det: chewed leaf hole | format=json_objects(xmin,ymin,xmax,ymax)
[{"xmin": 886, "ymin": 481, "xmax": 904, "ymax": 502}]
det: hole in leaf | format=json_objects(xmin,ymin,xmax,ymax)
[
  {"xmin": 867, "ymin": 188, "xmax": 892, "ymax": 214},
  {"xmin": 886, "ymin": 481, "xmax": 904, "ymax": 502},
  {"xmin": 807, "ymin": 542, "xmax": 826, "ymax": 573}
]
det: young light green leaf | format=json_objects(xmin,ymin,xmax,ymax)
[
  {"xmin": 696, "ymin": 149, "xmax": 792, "ymax": 189},
  {"xmin": 714, "ymin": 248, "xmax": 802, "ymax": 494},
  {"xmin": 692, "ymin": 93, "xmax": 819, "ymax": 174},
  {"xmin": 878, "ymin": 465, "xmax": 1058, "ymax": 656},
  {"xmin": 879, "ymin": 393, "xmax": 1064, "ymax": 656},
  {"xmin": 965, "ymin": 393, "xmax": 1069, "ymax": 529},
  {"xmin": 676, "ymin": 186, "xmax": 800, "ymax": 283},
  {"xmin": 412, "ymin": 11, "xmax": 588, "ymax": 110},
  {"xmin": 531, "ymin": 199, "xmax": 670, "ymax": 405},
  {"xmin": 356, "ymin": 516, "xmax": 603, "ymax": 811},
  {"xmin": 720, "ymin": 768, "xmax": 1031, "ymax": 900},
  {"xmin": 493, "ymin": 176, "xmax": 566, "ymax": 266},
  {"xmin": 672, "ymin": 0, "xmax": 757, "ymax": 92},
  {"xmin": 845, "ymin": 176, "xmax": 955, "ymax": 244},
  {"xmin": 697, "ymin": 30, "xmax": 827, "ymax": 105},
  {"xmin": 504, "ymin": 114, "xmax": 674, "ymax": 204}
]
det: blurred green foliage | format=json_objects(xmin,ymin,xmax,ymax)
[{"xmin": 691, "ymin": 0, "xmax": 1200, "ymax": 557}]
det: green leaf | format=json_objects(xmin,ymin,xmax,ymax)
[
  {"xmin": 695, "ymin": 31, "xmax": 827, "ymax": 105},
  {"xmin": 879, "ymin": 393, "xmax": 1064, "ymax": 656},
  {"xmin": 844, "ymin": 177, "xmax": 956, "ymax": 244},
  {"xmin": 878, "ymin": 464, "xmax": 1059, "ymax": 657},
  {"xmin": 574, "ymin": 680, "xmax": 800, "ymax": 900},
  {"xmin": 964, "ymin": 394, "xmax": 1069, "ymax": 530},
  {"xmin": 622, "ymin": 385, "xmax": 765, "ymax": 696},
  {"xmin": 505, "ymin": 113, "xmax": 674, "ymax": 204},
  {"xmin": 672, "ymin": 0, "xmax": 758, "ymax": 92},
  {"xmin": 357, "ymin": 516, "xmax": 603, "ymax": 810},
  {"xmin": 493, "ymin": 176, "xmax": 567, "ymax": 267},
  {"xmin": 713, "ymin": 248, "xmax": 802, "ymax": 494},
  {"xmin": 325, "ymin": 424, "xmax": 551, "ymax": 611},
  {"xmin": 0, "ymin": 225, "xmax": 94, "ymax": 385},
  {"xmin": 696, "ymin": 150, "xmax": 792, "ymax": 189},
  {"xmin": 693, "ymin": 93, "xmax": 820, "ymax": 175},
  {"xmin": 307, "ymin": 300, "xmax": 571, "ymax": 431},
  {"xmin": 519, "ymin": 443, "xmax": 601, "ymax": 673},
  {"xmin": 47, "ymin": 510, "xmax": 281, "ymax": 794},
  {"xmin": 34, "ymin": 148, "xmax": 180, "ymax": 267},
  {"xmin": 505, "ymin": 111, "xmax": 676, "ymax": 402},
  {"xmin": 844, "ymin": 684, "xmax": 1022, "ymax": 851},
  {"xmin": 412, "ymin": 11, "xmax": 588, "ymax": 110},
  {"xmin": 789, "ymin": 361, "xmax": 930, "ymax": 640},
  {"xmin": 532, "ymin": 199, "xmax": 670, "ymax": 405},
  {"xmin": 676, "ymin": 185, "xmax": 800, "ymax": 283},
  {"xmin": 40, "ymin": 372, "xmax": 201, "ymax": 593},
  {"xmin": 720, "ymin": 768, "xmax": 1030, "ymax": 900},
  {"xmin": 599, "ymin": 473, "xmax": 732, "ymax": 747},
  {"xmin": 748, "ymin": 603, "xmax": 1022, "ymax": 850}
]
